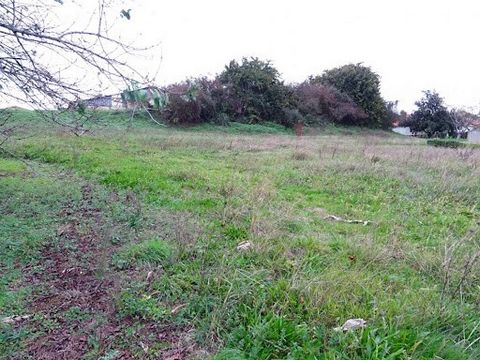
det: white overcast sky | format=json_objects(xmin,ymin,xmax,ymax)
[{"xmin": 42, "ymin": 0, "xmax": 480, "ymax": 112}]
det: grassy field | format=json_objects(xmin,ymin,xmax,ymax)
[{"xmin": 1, "ymin": 110, "xmax": 479, "ymax": 359}]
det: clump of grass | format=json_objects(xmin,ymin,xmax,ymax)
[
  {"xmin": 292, "ymin": 150, "xmax": 311, "ymax": 161},
  {"xmin": 217, "ymin": 312, "xmax": 322, "ymax": 359},
  {"xmin": 223, "ymin": 224, "xmax": 248, "ymax": 241},
  {"xmin": 63, "ymin": 306, "xmax": 89, "ymax": 322},
  {"xmin": 116, "ymin": 289, "xmax": 167, "ymax": 321},
  {"xmin": 0, "ymin": 158, "xmax": 26, "ymax": 175},
  {"xmin": 112, "ymin": 239, "xmax": 172, "ymax": 269}
]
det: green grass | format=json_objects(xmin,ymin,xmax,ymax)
[
  {"xmin": 112, "ymin": 238, "xmax": 172, "ymax": 269},
  {"xmin": 186, "ymin": 121, "xmax": 292, "ymax": 135},
  {"xmin": 1, "ymin": 107, "xmax": 153, "ymax": 128},
  {"xmin": 1, "ymin": 110, "xmax": 479, "ymax": 358},
  {"xmin": 116, "ymin": 289, "xmax": 169, "ymax": 321},
  {"xmin": 0, "ymin": 158, "xmax": 26, "ymax": 175}
]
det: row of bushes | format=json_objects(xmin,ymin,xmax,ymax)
[
  {"xmin": 426, "ymin": 138, "xmax": 480, "ymax": 149},
  {"xmin": 145, "ymin": 58, "xmax": 395, "ymax": 129},
  {"xmin": 427, "ymin": 139, "xmax": 467, "ymax": 148}
]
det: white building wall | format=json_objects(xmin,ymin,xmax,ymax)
[
  {"xmin": 392, "ymin": 127, "xmax": 412, "ymax": 136},
  {"xmin": 468, "ymin": 129, "xmax": 480, "ymax": 143}
]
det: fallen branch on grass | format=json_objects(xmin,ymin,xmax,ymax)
[
  {"xmin": 324, "ymin": 214, "xmax": 372, "ymax": 226},
  {"xmin": 1, "ymin": 314, "xmax": 32, "ymax": 324}
]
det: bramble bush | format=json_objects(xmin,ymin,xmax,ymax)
[
  {"xmin": 160, "ymin": 79, "xmax": 217, "ymax": 124},
  {"xmin": 293, "ymin": 82, "xmax": 367, "ymax": 126},
  {"xmin": 311, "ymin": 63, "xmax": 390, "ymax": 128}
]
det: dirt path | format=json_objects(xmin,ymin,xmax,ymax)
[
  {"xmin": 19, "ymin": 185, "xmax": 197, "ymax": 360},
  {"xmin": 22, "ymin": 184, "xmax": 123, "ymax": 358}
]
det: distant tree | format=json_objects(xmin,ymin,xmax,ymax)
[
  {"xmin": 408, "ymin": 91, "xmax": 455, "ymax": 138},
  {"xmin": 398, "ymin": 110, "xmax": 409, "ymax": 126},
  {"xmin": 449, "ymin": 108, "xmax": 480, "ymax": 138},
  {"xmin": 385, "ymin": 100, "xmax": 400, "ymax": 126},
  {"xmin": 312, "ymin": 63, "xmax": 389, "ymax": 128},
  {"xmin": 218, "ymin": 57, "xmax": 294, "ymax": 124}
]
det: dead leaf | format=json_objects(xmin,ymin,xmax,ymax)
[
  {"xmin": 57, "ymin": 223, "xmax": 74, "ymax": 236},
  {"xmin": 236, "ymin": 241, "xmax": 252, "ymax": 251},
  {"xmin": 171, "ymin": 304, "xmax": 186, "ymax": 315},
  {"xmin": 334, "ymin": 318, "xmax": 367, "ymax": 332}
]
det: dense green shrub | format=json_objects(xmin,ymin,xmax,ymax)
[
  {"xmin": 312, "ymin": 63, "xmax": 389, "ymax": 128},
  {"xmin": 293, "ymin": 82, "xmax": 367, "ymax": 125},
  {"xmin": 218, "ymin": 57, "xmax": 295, "ymax": 124},
  {"xmin": 281, "ymin": 108, "xmax": 305, "ymax": 127}
]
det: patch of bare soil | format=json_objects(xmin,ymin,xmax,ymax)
[{"xmin": 18, "ymin": 185, "xmax": 198, "ymax": 360}]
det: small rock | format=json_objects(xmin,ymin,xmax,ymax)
[{"xmin": 334, "ymin": 318, "xmax": 367, "ymax": 332}]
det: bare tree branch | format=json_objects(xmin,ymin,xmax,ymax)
[
  {"xmin": 0, "ymin": 0, "xmax": 160, "ymax": 149},
  {"xmin": 0, "ymin": 0, "xmax": 151, "ymax": 108}
]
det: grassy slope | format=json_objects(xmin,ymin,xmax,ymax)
[{"xmin": 1, "ymin": 110, "xmax": 479, "ymax": 359}]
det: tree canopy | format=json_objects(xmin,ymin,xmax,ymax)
[
  {"xmin": 312, "ymin": 63, "xmax": 389, "ymax": 128},
  {"xmin": 408, "ymin": 91, "xmax": 455, "ymax": 138},
  {"xmin": 218, "ymin": 57, "xmax": 294, "ymax": 123}
]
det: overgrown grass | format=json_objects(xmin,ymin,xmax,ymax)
[
  {"xmin": 1, "ymin": 110, "xmax": 479, "ymax": 358},
  {"xmin": 186, "ymin": 121, "xmax": 292, "ymax": 135}
]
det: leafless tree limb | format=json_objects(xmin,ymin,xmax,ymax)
[{"xmin": 0, "ymin": 2, "xmax": 151, "ymax": 112}]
